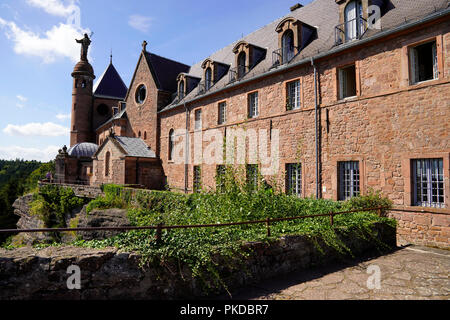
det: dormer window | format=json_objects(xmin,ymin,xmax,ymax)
[
  {"xmin": 274, "ymin": 17, "xmax": 315, "ymax": 66},
  {"xmin": 335, "ymin": 0, "xmax": 367, "ymax": 45},
  {"xmin": 282, "ymin": 30, "xmax": 295, "ymax": 64},
  {"xmin": 231, "ymin": 41, "xmax": 266, "ymax": 82},
  {"xmin": 178, "ymin": 80, "xmax": 185, "ymax": 99},
  {"xmin": 237, "ymin": 52, "xmax": 247, "ymax": 79},
  {"xmin": 205, "ymin": 67, "xmax": 212, "ymax": 91}
]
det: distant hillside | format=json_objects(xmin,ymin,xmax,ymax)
[{"xmin": 0, "ymin": 159, "xmax": 55, "ymax": 244}]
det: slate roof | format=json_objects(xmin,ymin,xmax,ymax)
[
  {"xmin": 68, "ymin": 143, "xmax": 98, "ymax": 158},
  {"xmin": 160, "ymin": 0, "xmax": 450, "ymax": 113},
  {"xmin": 144, "ymin": 52, "xmax": 190, "ymax": 93},
  {"xmin": 93, "ymin": 62, "xmax": 128, "ymax": 100},
  {"xmin": 114, "ymin": 136, "xmax": 157, "ymax": 158}
]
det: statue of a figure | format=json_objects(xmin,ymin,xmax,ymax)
[{"xmin": 76, "ymin": 33, "xmax": 91, "ymax": 61}]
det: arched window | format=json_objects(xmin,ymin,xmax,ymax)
[
  {"xmin": 138, "ymin": 131, "xmax": 141, "ymax": 138},
  {"xmin": 105, "ymin": 151, "xmax": 111, "ymax": 177},
  {"xmin": 179, "ymin": 81, "xmax": 185, "ymax": 99},
  {"xmin": 168, "ymin": 129, "xmax": 175, "ymax": 161},
  {"xmin": 81, "ymin": 80, "xmax": 87, "ymax": 88},
  {"xmin": 144, "ymin": 131, "xmax": 147, "ymax": 140},
  {"xmin": 237, "ymin": 52, "xmax": 246, "ymax": 79},
  {"xmin": 345, "ymin": 0, "xmax": 363, "ymax": 41},
  {"xmin": 205, "ymin": 67, "xmax": 212, "ymax": 90},
  {"xmin": 282, "ymin": 29, "xmax": 295, "ymax": 64}
]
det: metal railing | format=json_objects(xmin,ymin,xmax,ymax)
[
  {"xmin": 228, "ymin": 65, "xmax": 249, "ymax": 83},
  {"xmin": 272, "ymin": 47, "xmax": 298, "ymax": 67},
  {"xmin": 0, "ymin": 207, "xmax": 387, "ymax": 243},
  {"xmin": 335, "ymin": 17, "xmax": 368, "ymax": 45},
  {"xmin": 197, "ymin": 80, "xmax": 214, "ymax": 95}
]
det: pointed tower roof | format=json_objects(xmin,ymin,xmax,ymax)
[{"xmin": 93, "ymin": 61, "xmax": 128, "ymax": 100}]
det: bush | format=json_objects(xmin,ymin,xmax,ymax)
[{"xmin": 344, "ymin": 188, "xmax": 393, "ymax": 216}]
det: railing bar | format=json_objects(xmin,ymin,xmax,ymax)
[{"xmin": 0, "ymin": 207, "xmax": 386, "ymax": 234}]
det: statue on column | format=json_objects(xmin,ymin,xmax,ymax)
[{"xmin": 76, "ymin": 33, "xmax": 91, "ymax": 61}]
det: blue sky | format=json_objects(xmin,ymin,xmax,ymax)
[{"xmin": 0, "ymin": 0, "xmax": 311, "ymax": 162}]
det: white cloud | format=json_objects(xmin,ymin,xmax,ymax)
[
  {"xmin": 56, "ymin": 113, "xmax": 71, "ymax": 121},
  {"xmin": 3, "ymin": 122, "xmax": 69, "ymax": 137},
  {"xmin": 0, "ymin": 145, "xmax": 59, "ymax": 162},
  {"xmin": 16, "ymin": 95, "xmax": 27, "ymax": 102},
  {"xmin": 26, "ymin": 0, "xmax": 78, "ymax": 18},
  {"xmin": 0, "ymin": 18, "xmax": 90, "ymax": 63},
  {"xmin": 128, "ymin": 15, "xmax": 153, "ymax": 33},
  {"xmin": 16, "ymin": 103, "xmax": 25, "ymax": 109}
]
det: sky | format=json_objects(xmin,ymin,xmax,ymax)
[{"xmin": 0, "ymin": 0, "xmax": 312, "ymax": 162}]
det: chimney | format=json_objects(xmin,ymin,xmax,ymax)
[{"xmin": 290, "ymin": 3, "xmax": 303, "ymax": 12}]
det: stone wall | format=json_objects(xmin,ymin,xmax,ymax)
[
  {"xmin": 0, "ymin": 222, "xmax": 395, "ymax": 300},
  {"xmin": 38, "ymin": 182, "xmax": 103, "ymax": 199},
  {"xmin": 389, "ymin": 208, "xmax": 450, "ymax": 249}
]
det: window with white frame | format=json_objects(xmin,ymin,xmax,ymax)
[
  {"xmin": 194, "ymin": 109, "xmax": 202, "ymax": 130},
  {"xmin": 409, "ymin": 40, "xmax": 438, "ymax": 84},
  {"xmin": 286, "ymin": 163, "xmax": 302, "ymax": 196},
  {"xmin": 286, "ymin": 80, "xmax": 301, "ymax": 110},
  {"xmin": 412, "ymin": 158, "xmax": 444, "ymax": 208},
  {"xmin": 338, "ymin": 161, "xmax": 360, "ymax": 200},
  {"xmin": 218, "ymin": 102, "xmax": 227, "ymax": 125},
  {"xmin": 338, "ymin": 64, "xmax": 357, "ymax": 100},
  {"xmin": 248, "ymin": 92, "xmax": 259, "ymax": 118}
]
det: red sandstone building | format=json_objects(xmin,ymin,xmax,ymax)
[{"xmin": 57, "ymin": 0, "xmax": 450, "ymax": 248}]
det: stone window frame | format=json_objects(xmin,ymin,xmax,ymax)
[
  {"xmin": 330, "ymin": 155, "xmax": 366, "ymax": 201},
  {"xmin": 401, "ymin": 152, "xmax": 449, "ymax": 209},
  {"xmin": 333, "ymin": 60, "xmax": 361, "ymax": 101},
  {"xmin": 283, "ymin": 77, "xmax": 303, "ymax": 111},
  {"xmin": 232, "ymin": 41, "xmax": 251, "ymax": 78},
  {"xmin": 176, "ymin": 74, "xmax": 187, "ymax": 99},
  {"xmin": 168, "ymin": 129, "xmax": 175, "ymax": 162},
  {"xmin": 401, "ymin": 34, "xmax": 444, "ymax": 88}
]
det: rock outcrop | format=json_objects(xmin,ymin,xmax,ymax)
[{"xmin": 77, "ymin": 208, "xmax": 131, "ymax": 240}]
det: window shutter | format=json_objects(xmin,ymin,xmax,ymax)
[
  {"xmin": 432, "ymin": 42, "xmax": 438, "ymax": 79},
  {"xmin": 409, "ymin": 48, "xmax": 419, "ymax": 84}
]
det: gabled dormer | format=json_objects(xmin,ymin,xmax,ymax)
[
  {"xmin": 230, "ymin": 41, "xmax": 266, "ymax": 82},
  {"xmin": 273, "ymin": 17, "xmax": 317, "ymax": 66},
  {"xmin": 176, "ymin": 73, "xmax": 200, "ymax": 100},
  {"xmin": 334, "ymin": 0, "xmax": 388, "ymax": 45},
  {"xmin": 198, "ymin": 59, "xmax": 230, "ymax": 94}
]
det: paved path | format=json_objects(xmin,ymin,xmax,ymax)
[{"xmin": 223, "ymin": 246, "xmax": 449, "ymax": 300}]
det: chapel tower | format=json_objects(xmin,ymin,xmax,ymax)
[{"xmin": 70, "ymin": 33, "xmax": 96, "ymax": 146}]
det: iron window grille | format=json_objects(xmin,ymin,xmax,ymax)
[
  {"xmin": 338, "ymin": 161, "xmax": 360, "ymax": 200},
  {"xmin": 412, "ymin": 158, "xmax": 444, "ymax": 208}
]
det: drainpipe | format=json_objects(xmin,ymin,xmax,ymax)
[
  {"xmin": 311, "ymin": 57, "xmax": 320, "ymax": 199},
  {"xmin": 184, "ymin": 102, "xmax": 189, "ymax": 193}
]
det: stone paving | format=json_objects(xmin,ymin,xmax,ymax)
[{"xmin": 224, "ymin": 246, "xmax": 450, "ymax": 300}]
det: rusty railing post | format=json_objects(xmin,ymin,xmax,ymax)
[
  {"xmin": 266, "ymin": 218, "xmax": 271, "ymax": 237},
  {"xmin": 156, "ymin": 223, "xmax": 163, "ymax": 244}
]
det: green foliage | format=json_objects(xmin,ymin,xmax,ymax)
[
  {"xmin": 23, "ymin": 161, "xmax": 55, "ymax": 193},
  {"xmin": 344, "ymin": 188, "xmax": 393, "ymax": 216},
  {"xmin": 30, "ymin": 185, "xmax": 84, "ymax": 229},
  {"xmin": 67, "ymin": 170, "xmax": 395, "ymax": 294}
]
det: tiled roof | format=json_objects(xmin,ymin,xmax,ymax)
[
  {"xmin": 160, "ymin": 0, "xmax": 449, "ymax": 113},
  {"xmin": 68, "ymin": 143, "xmax": 98, "ymax": 158},
  {"xmin": 144, "ymin": 52, "xmax": 190, "ymax": 93},
  {"xmin": 114, "ymin": 136, "xmax": 156, "ymax": 158},
  {"xmin": 93, "ymin": 62, "xmax": 128, "ymax": 100}
]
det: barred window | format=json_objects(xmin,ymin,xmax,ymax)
[
  {"xmin": 286, "ymin": 163, "xmax": 302, "ymax": 196},
  {"xmin": 248, "ymin": 92, "xmax": 259, "ymax": 118},
  {"xmin": 338, "ymin": 161, "xmax": 360, "ymax": 200},
  {"xmin": 412, "ymin": 158, "xmax": 444, "ymax": 208},
  {"xmin": 286, "ymin": 80, "xmax": 300, "ymax": 110},
  {"xmin": 193, "ymin": 166, "xmax": 202, "ymax": 193},
  {"xmin": 218, "ymin": 102, "xmax": 227, "ymax": 125}
]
